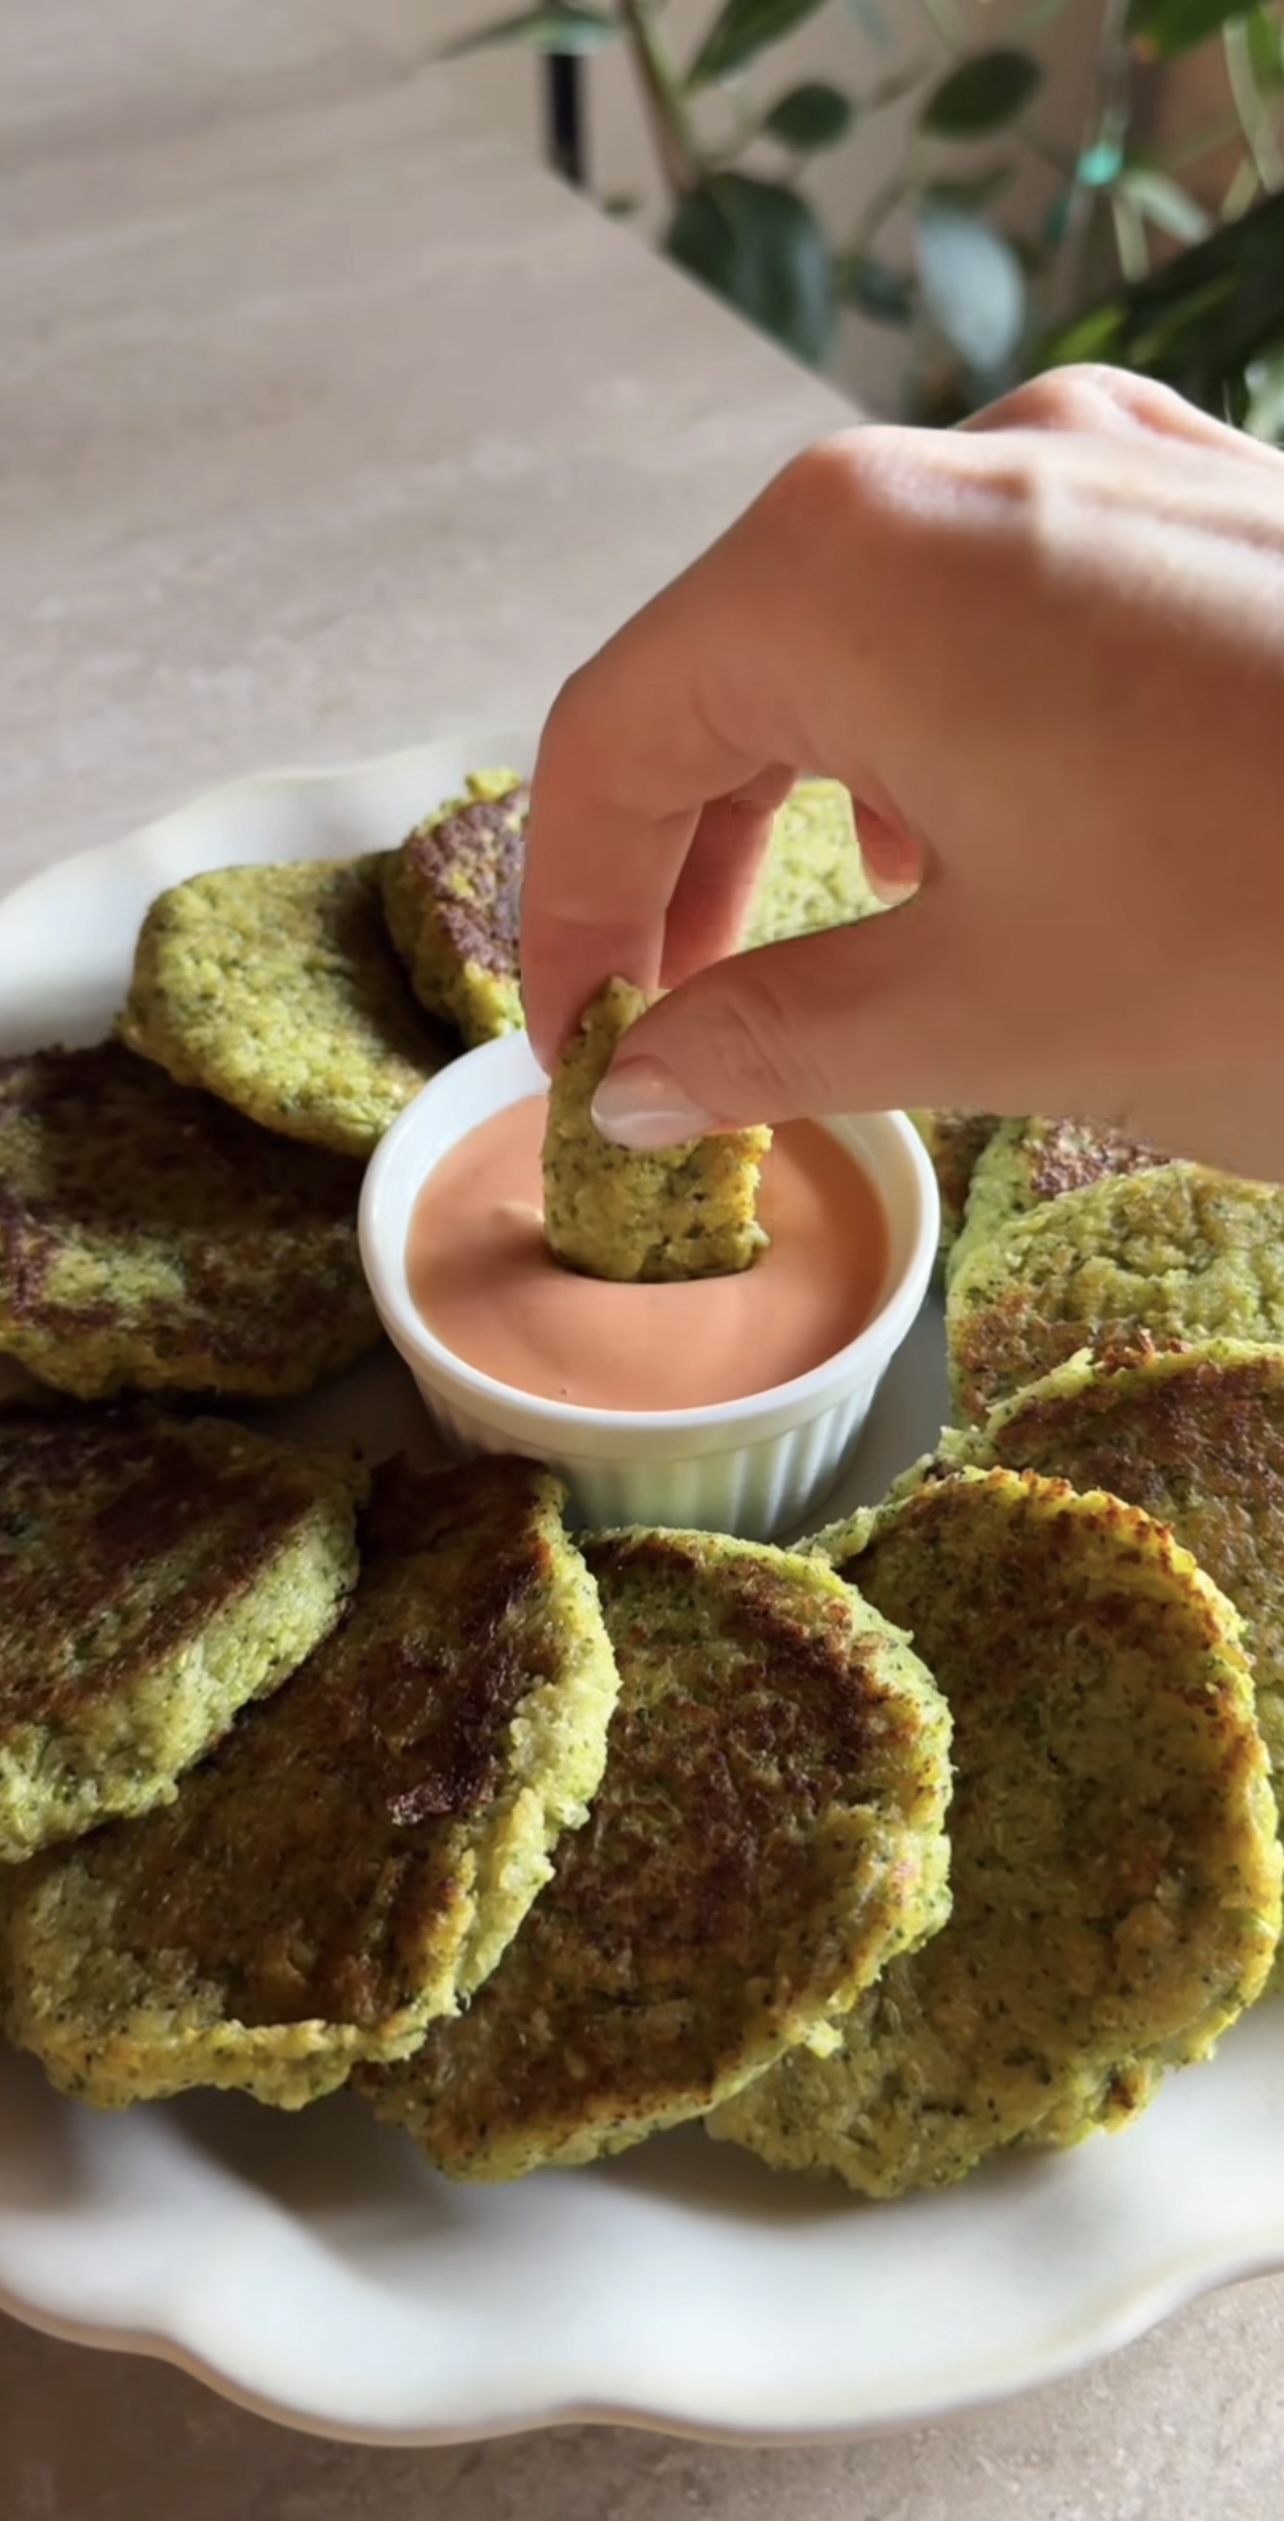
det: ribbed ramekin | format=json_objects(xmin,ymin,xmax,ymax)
[{"xmin": 358, "ymin": 1033, "xmax": 937, "ymax": 1541}]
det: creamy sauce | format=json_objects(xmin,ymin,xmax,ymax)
[{"xmin": 406, "ymin": 1098, "xmax": 888, "ymax": 1414}]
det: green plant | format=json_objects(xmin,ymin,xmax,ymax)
[{"xmin": 446, "ymin": 0, "xmax": 1284, "ymax": 431}]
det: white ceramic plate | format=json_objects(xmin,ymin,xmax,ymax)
[{"xmin": 3, "ymin": 730, "xmax": 1284, "ymax": 2449}]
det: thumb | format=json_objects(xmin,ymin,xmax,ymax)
[{"xmin": 589, "ymin": 895, "xmax": 986, "ymax": 1146}]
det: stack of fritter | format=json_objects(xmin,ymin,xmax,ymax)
[{"xmin": 5, "ymin": 766, "xmax": 1284, "ymax": 2213}]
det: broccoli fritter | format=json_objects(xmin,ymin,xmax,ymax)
[
  {"xmin": 716, "ymin": 1468, "xmax": 1280, "ymax": 2195},
  {"xmin": 358, "ymin": 1526, "xmax": 951, "ymax": 2179},
  {"xmin": 119, "ymin": 855, "xmax": 454, "ymax": 1158},
  {"xmin": 542, "ymin": 979, "xmax": 770, "ymax": 1282}
]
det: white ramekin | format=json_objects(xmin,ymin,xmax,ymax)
[{"xmin": 358, "ymin": 1034, "xmax": 938, "ymax": 1541}]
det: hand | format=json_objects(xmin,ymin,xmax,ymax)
[{"xmin": 519, "ymin": 367, "xmax": 1284, "ymax": 1181}]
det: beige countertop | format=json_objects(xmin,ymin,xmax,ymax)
[{"xmin": 5, "ymin": 5, "xmax": 1284, "ymax": 2511}]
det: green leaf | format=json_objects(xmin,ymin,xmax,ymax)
[
  {"xmin": 914, "ymin": 205, "xmax": 1027, "ymax": 372},
  {"xmin": 1038, "ymin": 303, "xmax": 1129, "ymax": 364},
  {"xmin": 1245, "ymin": 3, "xmax": 1284, "ymax": 88},
  {"xmin": 688, "ymin": 0, "xmax": 831, "ymax": 88},
  {"xmin": 763, "ymin": 81, "xmax": 856, "ymax": 150},
  {"xmin": 1244, "ymin": 346, "xmax": 1284, "ymax": 438},
  {"xmin": 920, "ymin": 48, "xmax": 1042, "ymax": 139},
  {"xmin": 666, "ymin": 175, "xmax": 835, "ymax": 363},
  {"xmin": 1035, "ymin": 187, "xmax": 1284, "ymax": 416},
  {"xmin": 1119, "ymin": 166, "xmax": 1214, "ymax": 243},
  {"xmin": 440, "ymin": 2, "xmax": 618, "ymax": 58},
  {"xmin": 1126, "ymin": 0, "xmax": 1255, "ymax": 60},
  {"xmin": 837, "ymin": 251, "xmax": 914, "ymax": 322},
  {"xmin": 843, "ymin": 0, "xmax": 893, "ymax": 43}
]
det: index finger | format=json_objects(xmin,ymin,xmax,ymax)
[{"xmin": 518, "ymin": 460, "xmax": 844, "ymax": 1069}]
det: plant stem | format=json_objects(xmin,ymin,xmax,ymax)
[
  {"xmin": 1159, "ymin": 113, "xmax": 1245, "ymax": 173},
  {"xmin": 916, "ymin": 0, "xmax": 965, "ymax": 58},
  {"xmin": 1223, "ymin": 17, "xmax": 1284, "ymax": 193},
  {"xmin": 1220, "ymin": 153, "xmax": 1262, "ymax": 220},
  {"xmin": 1048, "ymin": 0, "xmax": 1134, "ymax": 321},
  {"xmin": 1110, "ymin": 182, "xmax": 1149, "ymax": 280},
  {"xmin": 616, "ymin": 0, "xmax": 701, "ymax": 198},
  {"xmin": 846, "ymin": 168, "xmax": 911, "ymax": 259},
  {"xmin": 867, "ymin": 56, "xmax": 933, "ymax": 112}
]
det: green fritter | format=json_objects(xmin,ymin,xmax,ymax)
[
  {"xmin": 542, "ymin": 978, "xmax": 771, "ymax": 1282},
  {"xmin": 741, "ymin": 780, "xmax": 883, "ymax": 946},
  {"xmin": 947, "ymin": 1114, "xmax": 1164, "ymax": 1286},
  {"xmin": 117, "ymin": 854, "xmax": 454, "ymax": 1159},
  {"xmin": 357, "ymin": 1526, "xmax": 952, "ymax": 2181},
  {"xmin": 0, "ymin": 1406, "xmax": 362, "ymax": 1861},
  {"xmin": 930, "ymin": 1336, "xmax": 1284, "ymax": 1988},
  {"xmin": 0, "ymin": 1043, "xmax": 380, "ymax": 1399},
  {"xmin": 382, "ymin": 771, "xmax": 528, "ymax": 1049},
  {"xmin": 714, "ymin": 1468, "xmax": 1280, "ymax": 2197},
  {"xmin": 944, "ymin": 1160, "xmax": 1284, "ymax": 1426},
  {"xmin": 2, "ymin": 1457, "xmax": 619, "ymax": 2110},
  {"xmin": 908, "ymin": 1110, "xmax": 1003, "ymax": 1268}
]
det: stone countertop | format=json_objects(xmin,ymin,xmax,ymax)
[{"xmin": 4, "ymin": 5, "xmax": 1284, "ymax": 2513}]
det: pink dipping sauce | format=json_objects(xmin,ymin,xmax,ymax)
[{"xmin": 405, "ymin": 1097, "xmax": 889, "ymax": 1414}]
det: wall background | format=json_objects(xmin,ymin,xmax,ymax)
[{"xmin": 439, "ymin": 0, "xmax": 1110, "ymax": 410}]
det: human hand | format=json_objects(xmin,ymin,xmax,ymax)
[{"xmin": 519, "ymin": 368, "xmax": 1284, "ymax": 1182}]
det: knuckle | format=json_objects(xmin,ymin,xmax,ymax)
[
  {"xmin": 1002, "ymin": 368, "xmax": 1119, "ymax": 431},
  {"xmin": 995, "ymin": 364, "xmax": 1169, "ymax": 436},
  {"xmin": 757, "ymin": 430, "xmax": 870, "ymax": 544},
  {"xmin": 536, "ymin": 664, "xmax": 614, "ymax": 797}
]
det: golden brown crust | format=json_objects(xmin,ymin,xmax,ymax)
[
  {"xmin": 0, "ymin": 1043, "xmax": 378, "ymax": 1398},
  {"xmin": 3, "ymin": 1456, "xmax": 621, "ymax": 2105},
  {"xmin": 719, "ymin": 1468, "xmax": 1281, "ymax": 2196},
  {"xmin": 382, "ymin": 780, "xmax": 528, "ymax": 1047},
  {"xmin": 358, "ymin": 1527, "xmax": 952, "ymax": 2178}
]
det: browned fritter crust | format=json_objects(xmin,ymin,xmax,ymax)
[
  {"xmin": 100, "ymin": 1460, "xmax": 591, "ymax": 2028},
  {"xmin": 0, "ymin": 1405, "xmax": 354, "ymax": 1742},
  {"xmin": 944, "ymin": 1162, "xmax": 1284, "ymax": 1426},
  {"xmin": 908, "ymin": 1111, "xmax": 1002, "ymax": 1264},
  {"xmin": 382, "ymin": 782, "xmax": 528, "ymax": 1046},
  {"xmin": 1010, "ymin": 1116, "xmax": 1160, "ymax": 1205},
  {"xmin": 358, "ymin": 1525, "xmax": 951, "ymax": 2178},
  {"xmin": 948, "ymin": 1115, "xmax": 1165, "ymax": 1288},
  {"xmin": 0, "ymin": 1404, "xmax": 363, "ymax": 1857},
  {"xmin": 0, "ymin": 1043, "xmax": 378, "ymax": 1398},
  {"xmin": 945, "ymin": 1334, "xmax": 1284, "ymax": 1976},
  {"xmin": 721, "ymin": 1467, "xmax": 1281, "ymax": 2195},
  {"xmin": 3, "ymin": 1457, "xmax": 619, "ymax": 2106}
]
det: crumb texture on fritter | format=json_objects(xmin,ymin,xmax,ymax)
[
  {"xmin": 945, "ymin": 1161, "xmax": 1284, "ymax": 1425},
  {"xmin": 741, "ymin": 781, "xmax": 883, "ymax": 946},
  {"xmin": 947, "ymin": 1114, "xmax": 1164, "ymax": 1287},
  {"xmin": 713, "ymin": 1467, "xmax": 1281, "ymax": 2196},
  {"xmin": 941, "ymin": 1335, "xmax": 1284, "ymax": 1988},
  {"xmin": 358, "ymin": 1525, "xmax": 952, "ymax": 2179},
  {"xmin": 382, "ymin": 772, "xmax": 528, "ymax": 1049},
  {"xmin": 907, "ymin": 1111, "xmax": 1002, "ymax": 1266},
  {"xmin": 0, "ymin": 1042, "xmax": 380, "ymax": 1399},
  {"xmin": 542, "ymin": 978, "xmax": 771, "ymax": 1282},
  {"xmin": 118, "ymin": 855, "xmax": 455, "ymax": 1158},
  {"xmin": 1, "ymin": 1456, "xmax": 619, "ymax": 2109},
  {"xmin": 0, "ymin": 1406, "xmax": 363, "ymax": 1860}
]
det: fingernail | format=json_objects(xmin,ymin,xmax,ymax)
[
  {"xmin": 591, "ymin": 1056, "xmax": 721, "ymax": 1151},
  {"xmin": 867, "ymin": 870, "xmax": 920, "ymax": 909}
]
